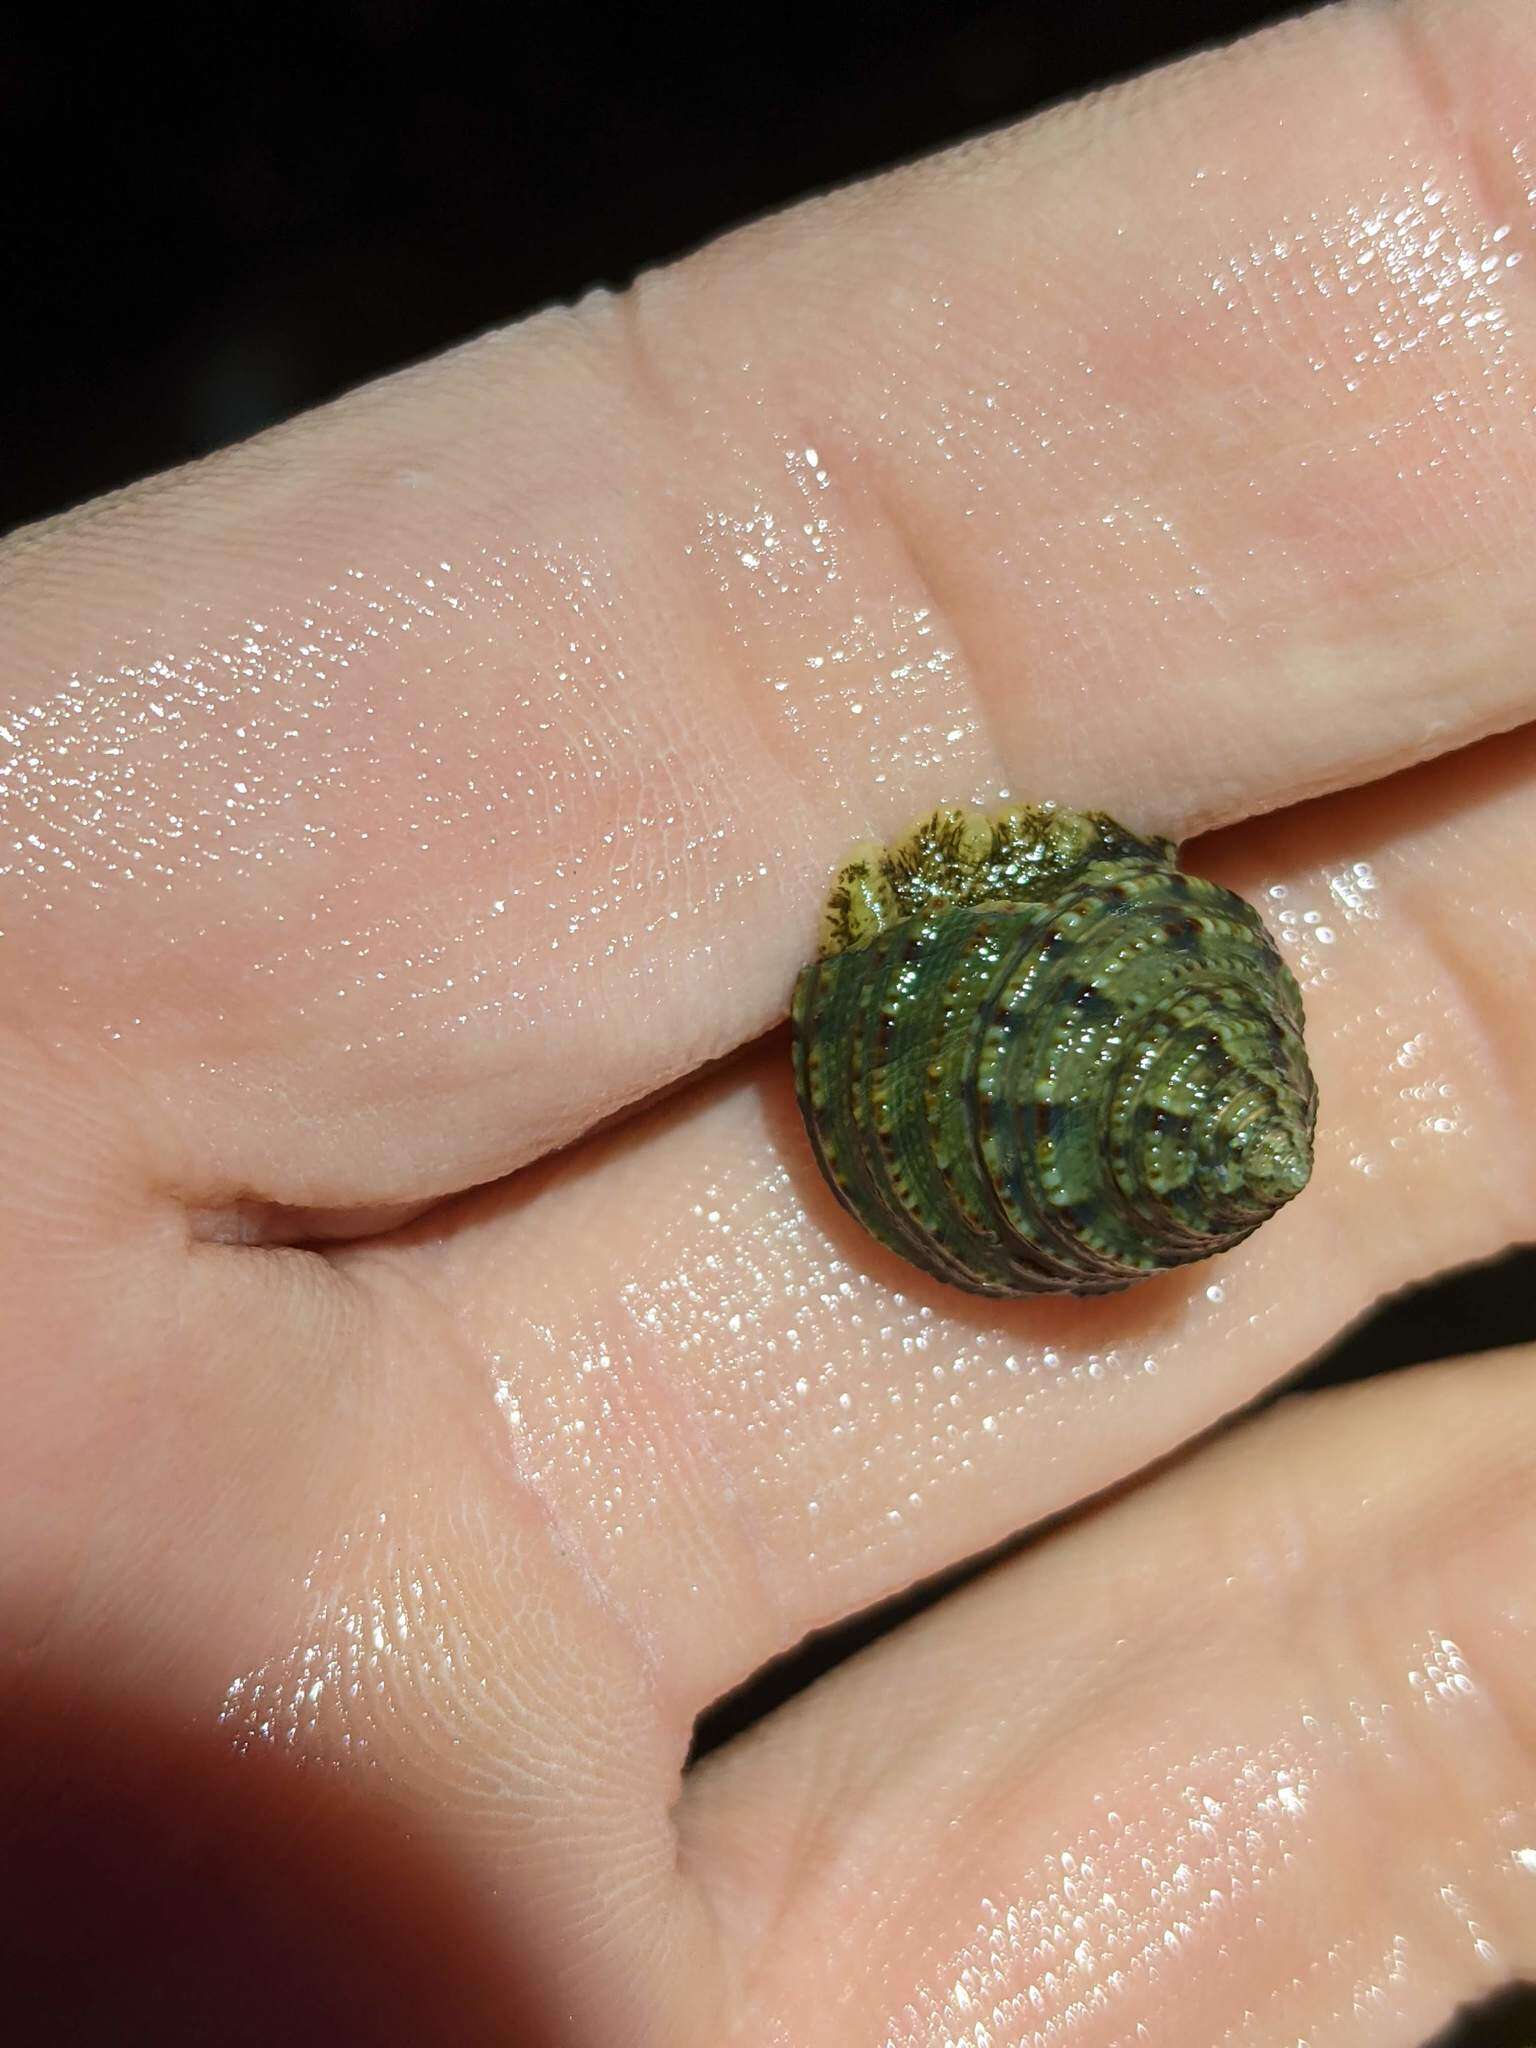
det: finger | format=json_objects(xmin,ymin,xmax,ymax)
[
  {"xmin": 398, "ymin": 721, "xmax": 1536, "ymax": 1718},
  {"xmin": 6, "ymin": 0, "xmax": 1536, "ymax": 1213},
  {"xmin": 678, "ymin": 1344, "xmax": 1536, "ymax": 2047},
  {"xmin": 0, "ymin": 1216, "xmax": 721, "ymax": 2046}
]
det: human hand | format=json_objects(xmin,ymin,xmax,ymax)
[{"xmin": 3, "ymin": 2, "xmax": 1535, "ymax": 2041}]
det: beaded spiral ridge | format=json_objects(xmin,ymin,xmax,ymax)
[{"xmin": 790, "ymin": 805, "xmax": 1317, "ymax": 1299}]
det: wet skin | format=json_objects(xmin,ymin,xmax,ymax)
[{"xmin": 3, "ymin": 2, "xmax": 1536, "ymax": 2041}]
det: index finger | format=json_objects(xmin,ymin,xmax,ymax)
[{"xmin": 4, "ymin": 0, "xmax": 1535, "ymax": 1218}]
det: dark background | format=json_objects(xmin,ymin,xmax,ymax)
[{"xmin": 8, "ymin": 2, "xmax": 1532, "ymax": 2042}]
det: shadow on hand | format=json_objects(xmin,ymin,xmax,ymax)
[{"xmin": 0, "ymin": 1670, "xmax": 557, "ymax": 2046}]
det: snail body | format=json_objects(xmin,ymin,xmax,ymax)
[{"xmin": 791, "ymin": 805, "xmax": 1316, "ymax": 1298}]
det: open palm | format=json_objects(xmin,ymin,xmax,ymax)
[{"xmin": 4, "ymin": 3, "xmax": 1535, "ymax": 2041}]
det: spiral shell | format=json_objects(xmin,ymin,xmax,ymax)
[{"xmin": 790, "ymin": 804, "xmax": 1316, "ymax": 1298}]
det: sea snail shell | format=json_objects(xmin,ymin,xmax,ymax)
[{"xmin": 790, "ymin": 805, "xmax": 1317, "ymax": 1298}]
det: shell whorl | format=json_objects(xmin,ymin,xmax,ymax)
[{"xmin": 790, "ymin": 805, "xmax": 1316, "ymax": 1298}]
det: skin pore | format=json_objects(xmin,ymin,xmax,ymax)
[{"xmin": 3, "ymin": 2, "xmax": 1536, "ymax": 2042}]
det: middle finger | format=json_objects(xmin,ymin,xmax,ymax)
[{"xmin": 354, "ymin": 725, "xmax": 1536, "ymax": 1722}]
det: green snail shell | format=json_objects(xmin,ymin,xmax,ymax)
[{"xmin": 790, "ymin": 804, "xmax": 1317, "ymax": 1299}]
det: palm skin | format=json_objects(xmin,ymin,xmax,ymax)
[{"xmin": 3, "ymin": 3, "xmax": 1536, "ymax": 2042}]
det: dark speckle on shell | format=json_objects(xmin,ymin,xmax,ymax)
[{"xmin": 790, "ymin": 804, "xmax": 1317, "ymax": 1299}]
